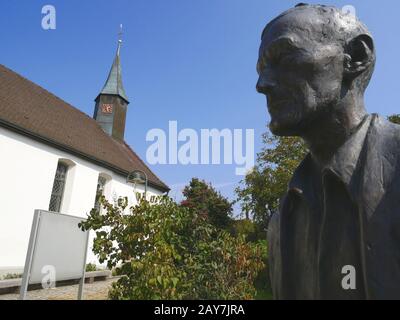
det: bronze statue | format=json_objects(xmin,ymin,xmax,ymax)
[{"xmin": 257, "ymin": 3, "xmax": 400, "ymax": 299}]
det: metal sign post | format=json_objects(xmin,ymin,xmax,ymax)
[
  {"xmin": 78, "ymin": 231, "xmax": 90, "ymax": 300},
  {"xmin": 19, "ymin": 210, "xmax": 41, "ymax": 300}
]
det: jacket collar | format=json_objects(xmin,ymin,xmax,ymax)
[
  {"xmin": 288, "ymin": 115, "xmax": 373, "ymax": 203},
  {"xmin": 325, "ymin": 114, "xmax": 371, "ymax": 187}
]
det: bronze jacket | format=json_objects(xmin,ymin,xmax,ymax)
[{"xmin": 268, "ymin": 114, "xmax": 400, "ymax": 300}]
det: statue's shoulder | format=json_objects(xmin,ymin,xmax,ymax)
[
  {"xmin": 370, "ymin": 113, "xmax": 400, "ymax": 136},
  {"xmin": 268, "ymin": 209, "xmax": 280, "ymax": 232},
  {"xmin": 369, "ymin": 113, "xmax": 400, "ymax": 154},
  {"xmin": 366, "ymin": 114, "xmax": 400, "ymax": 194},
  {"xmin": 267, "ymin": 209, "xmax": 281, "ymax": 261}
]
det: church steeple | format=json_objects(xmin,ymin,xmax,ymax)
[
  {"xmin": 98, "ymin": 40, "xmax": 129, "ymax": 103},
  {"xmin": 94, "ymin": 30, "xmax": 130, "ymax": 141}
]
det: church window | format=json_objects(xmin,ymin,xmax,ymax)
[
  {"xmin": 94, "ymin": 175, "xmax": 107, "ymax": 212},
  {"xmin": 49, "ymin": 162, "xmax": 68, "ymax": 212}
]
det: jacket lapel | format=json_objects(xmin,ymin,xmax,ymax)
[{"xmin": 350, "ymin": 114, "xmax": 396, "ymax": 299}]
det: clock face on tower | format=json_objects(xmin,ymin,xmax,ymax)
[{"xmin": 101, "ymin": 104, "xmax": 113, "ymax": 114}]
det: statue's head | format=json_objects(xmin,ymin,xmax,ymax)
[{"xmin": 257, "ymin": 3, "xmax": 375, "ymax": 136}]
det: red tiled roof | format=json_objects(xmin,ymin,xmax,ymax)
[{"xmin": 0, "ymin": 64, "xmax": 169, "ymax": 192}]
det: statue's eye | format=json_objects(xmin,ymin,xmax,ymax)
[
  {"xmin": 270, "ymin": 50, "xmax": 289, "ymax": 65},
  {"xmin": 278, "ymin": 53, "xmax": 293, "ymax": 65},
  {"xmin": 264, "ymin": 39, "xmax": 306, "ymax": 69}
]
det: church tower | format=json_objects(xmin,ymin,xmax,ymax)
[{"xmin": 94, "ymin": 38, "xmax": 129, "ymax": 141}]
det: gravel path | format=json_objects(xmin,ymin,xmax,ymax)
[{"xmin": 0, "ymin": 277, "xmax": 118, "ymax": 300}]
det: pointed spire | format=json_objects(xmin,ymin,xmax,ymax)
[{"xmin": 99, "ymin": 27, "xmax": 129, "ymax": 103}]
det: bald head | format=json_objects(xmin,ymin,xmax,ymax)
[
  {"xmin": 263, "ymin": 4, "xmax": 372, "ymax": 45},
  {"xmin": 261, "ymin": 4, "xmax": 376, "ymax": 92},
  {"xmin": 257, "ymin": 4, "xmax": 375, "ymax": 136}
]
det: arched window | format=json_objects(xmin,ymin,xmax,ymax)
[
  {"xmin": 94, "ymin": 173, "xmax": 111, "ymax": 212},
  {"xmin": 49, "ymin": 162, "xmax": 68, "ymax": 212}
]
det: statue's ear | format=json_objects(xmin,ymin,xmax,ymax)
[{"xmin": 344, "ymin": 34, "xmax": 374, "ymax": 77}]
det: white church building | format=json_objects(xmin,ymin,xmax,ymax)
[{"xmin": 0, "ymin": 41, "xmax": 169, "ymax": 272}]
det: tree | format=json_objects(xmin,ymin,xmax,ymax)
[
  {"xmin": 79, "ymin": 195, "xmax": 264, "ymax": 300},
  {"xmin": 235, "ymin": 131, "xmax": 308, "ymax": 231},
  {"xmin": 181, "ymin": 178, "xmax": 233, "ymax": 230},
  {"xmin": 388, "ymin": 114, "xmax": 400, "ymax": 124}
]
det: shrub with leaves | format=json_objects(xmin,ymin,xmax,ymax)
[
  {"xmin": 181, "ymin": 178, "xmax": 233, "ymax": 230},
  {"xmin": 79, "ymin": 195, "xmax": 264, "ymax": 300},
  {"xmin": 1, "ymin": 273, "xmax": 22, "ymax": 280},
  {"xmin": 85, "ymin": 263, "xmax": 98, "ymax": 272}
]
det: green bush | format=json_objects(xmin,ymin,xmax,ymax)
[
  {"xmin": 230, "ymin": 219, "xmax": 257, "ymax": 241},
  {"xmin": 2, "ymin": 273, "xmax": 22, "ymax": 280},
  {"xmin": 181, "ymin": 178, "xmax": 233, "ymax": 230},
  {"xmin": 85, "ymin": 263, "xmax": 98, "ymax": 272},
  {"xmin": 253, "ymin": 240, "xmax": 272, "ymax": 300},
  {"xmin": 79, "ymin": 195, "xmax": 264, "ymax": 300},
  {"xmin": 111, "ymin": 268, "xmax": 119, "ymax": 277}
]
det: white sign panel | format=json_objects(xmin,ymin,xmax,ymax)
[
  {"xmin": 29, "ymin": 211, "xmax": 88, "ymax": 283},
  {"xmin": 20, "ymin": 210, "xmax": 89, "ymax": 299}
]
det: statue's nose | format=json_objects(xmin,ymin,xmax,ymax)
[{"xmin": 256, "ymin": 76, "xmax": 276, "ymax": 94}]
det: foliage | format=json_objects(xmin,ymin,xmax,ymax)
[
  {"xmin": 181, "ymin": 178, "xmax": 233, "ymax": 230},
  {"xmin": 252, "ymin": 240, "xmax": 272, "ymax": 300},
  {"xmin": 79, "ymin": 195, "xmax": 264, "ymax": 300},
  {"xmin": 1, "ymin": 273, "xmax": 22, "ymax": 280},
  {"xmin": 228, "ymin": 221, "xmax": 271, "ymax": 298},
  {"xmin": 230, "ymin": 219, "xmax": 256, "ymax": 237},
  {"xmin": 85, "ymin": 263, "xmax": 98, "ymax": 272},
  {"xmin": 230, "ymin": 219, "xmax": 258, "ymax": 242},
  {"xmin": 236, "ymin": 132, "xmax": 308, "ymax": 231},
  {"xmin": 111, "ymin": 268, "xmax": 119, "ymax": 277},
  {"xmin": 388, "ymin": 114, "xmax": 400, "ymax": 125}
]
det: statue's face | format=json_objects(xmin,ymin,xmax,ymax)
[{"xmin": 257, "ymin": 10, "xmax": 345, "ymax": 136}]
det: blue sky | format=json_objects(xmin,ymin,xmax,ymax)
[{"xmin": 1, "ymin": 1, "xmax": 400, "ymax": 216}]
